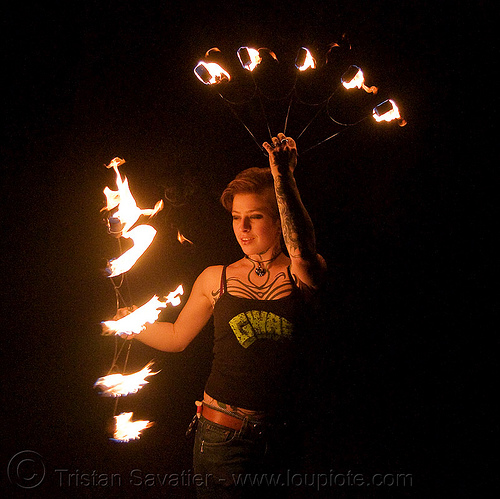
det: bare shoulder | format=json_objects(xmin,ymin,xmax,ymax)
[
  {"xmin": 197, "ymin": 265, "xmax": 224, "ymax": 287},
  {"xmin": 196, "ymin": 265, "xmax": 224, "ymax": 305}
]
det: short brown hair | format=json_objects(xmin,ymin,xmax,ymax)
[{"xmin": 220, "ymin": 167, "xmax": 278, "ymax": 217}]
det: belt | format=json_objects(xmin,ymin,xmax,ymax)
[{"xmin": 201, "ymin": 404, "xmax": 246, "ymax": 431}]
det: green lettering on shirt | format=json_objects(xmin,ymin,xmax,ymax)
[{"xmin": 229, "ymin": 311, "xmax": 293, "ymax": 348}]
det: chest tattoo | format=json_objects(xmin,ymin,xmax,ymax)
[{"xmin": 226, "ymin": 269, "xmax": 293, "ymax": 300}]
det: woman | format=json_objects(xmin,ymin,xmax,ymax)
[{"xmin": 133, "ymin": 133, "xmax": 326, "ymax": 496}]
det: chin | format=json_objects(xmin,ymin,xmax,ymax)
[{"xmin": 240, "ymin": 247, "xmax": 256, "ymax": 255}]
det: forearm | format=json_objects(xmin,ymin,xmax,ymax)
[
  {"xmin": 273, "ymin": 171, "xmax": 317, "ymax": 260},
  {"xmin": 134, "ymin": 270, "xmax": 215, "ymax": 352},
  {"xmin": 136, "ymin": 321, "xmax": 185, "ymax": 352}
]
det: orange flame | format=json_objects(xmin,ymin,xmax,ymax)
[
  {"xmin": 295, "ymin": 47, "xmax": 316, "ymax": 71},
  {"xmin": 94, "ymin": 361, "xmax": 159, "ymax": 397},
  {"xmin": 106, "ymin": 225, "xmax": 157, "ymax": 277},
  {"xmin": 102, "ymin": 159, "xmax": 164, "ymax": 277},
  {"xmin": 341, "ymin": 65, "xmax": 378, "ymax": 94},
  {"xmin": 177, "ymin": 230, "xmax": 193, "ymax": 245},
  {"xmin": 106, "ymin": 225, "xmax": 158, "ymax": 277},
  {"xmin": 105, "ymin": 157, "xmax": 126, "ymax": 169},
  {"xmin": 194, "ymin": 62, "xmax": 231, "ymax": 85},
  {"xmin": 373, "ymin": 99, "xmax": 406, "ymax": 126},
  {"xmin": 102, "ymin": 161, "xmax": 164, "ymax": 235},
  {"xmin": 111, "ymin": 412, "xmax": 153, "ymax": 442},
  {"xmin": 101, "ymin": 285, "xmax": 184, "ymax": 336},
  {"xmin": 237, "ymin": 47, "xmax": 262, "ymax": 71}
]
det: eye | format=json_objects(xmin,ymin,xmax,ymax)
[
  {"xmin": 251, "ymin": 214, "xmax": 263, "ymax": 219},
  {"xmin": 232, "ymin": 215, "xmax": 240, "ymax": 221}
]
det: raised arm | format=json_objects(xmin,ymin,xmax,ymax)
[
  {"xmin": 263, "ymin": 133, "xmax": 326, "ymax": 289},
  {"xmin": 130, "ymin": 266, "xmax": 220, "ymax": 352}
]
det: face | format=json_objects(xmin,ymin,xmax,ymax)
[{"xmin": 231, "ymin": 191, "xmax": 281, "ymax": 258}]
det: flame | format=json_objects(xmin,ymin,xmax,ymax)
[
  {"xmin": 101, "ymin": 285, "xmax": 184, "ymax": 336},
  {"xmin": 194, "ymin": 62, "xmax": 231, "ymax": 85},
  {"xmin": 341, "ymin": 65, "xmax": 378, "ymax": 94},
  {"xmin": 295, "ymin": 47, "xmax": 316, "ymax": 71},
  {"xmin": 165, "ymin": 284, "xmax": 184, "ymax": 306},
  {"xmin": 111, "ymin": 412, "xmax": 153, "ymax": 442},
  {"xmin": 102, "ymin": 163, "xmax": 164, "ymax": 235},
  {"xmin": 373, "ymin": 99, "xmax": 406, "ymax": 126},
  {"xmin": 237, "ymin": 47, "xmax": 262, "ymax": 71},
  {"xmin": 106, "ymin": 225, "xmax": 157, "ymax": 277},
  {"xmin": 342, "ymin": 65, "xmax": 364, "ymax": 89},
  {"xmin": 105, "ymin": 157, "xmax": 126, "ymax": 169},
  {"xmin": 177, "ymin": 230, "xmax": 193, "ymax": 245},
  {"xmin": 102, "ymin": 160, "xmax": 164, "ymax": 277},
  {"xmin": 94, "ymin": 361, "xmax": 159, "ymax": 397}
]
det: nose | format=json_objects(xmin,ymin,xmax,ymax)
[{"xmin": 241, "ymin": 216, "xmax": 251, "ymax": 231}]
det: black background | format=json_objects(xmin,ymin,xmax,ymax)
[{"xmin": 1, "ymin": 1, "xmax": 489, "ymax": 497}]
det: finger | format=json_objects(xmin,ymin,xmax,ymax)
[
  {"xmin": 262, "ymin": 141, "xmax": 274, "ymax": 153},
  {"xmin": 277, "ymin": 133, "xmax": 294, "ymax": 149}
]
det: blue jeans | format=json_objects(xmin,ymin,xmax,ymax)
[{"xmin": 193, "ymin": 414, "xmax": 293, "ymax": 498}]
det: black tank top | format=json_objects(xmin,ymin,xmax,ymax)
[{"xmin": 205, "ymin": 265, "xmax": 305, "ymax": 411}]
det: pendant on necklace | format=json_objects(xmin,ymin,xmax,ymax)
[{"xmin": 255, "ymin": 266, "xmax": 266, "ymax": 277}]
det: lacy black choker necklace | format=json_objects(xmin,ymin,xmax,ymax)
[{"xmin": 245, "ymin": 252, "xmax": 282, "ymax": 276}]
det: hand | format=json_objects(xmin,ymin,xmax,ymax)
[
  {"xmin": 101, "ymin": 306, "xmax": 138, "ymax": 338},
  {"xmin": 262, "ymin": 133, "xmax": 297, "ymax": 175},
  {"xmin": 113, "ymin": 306, "xmax": 137, "ymax": 320}
]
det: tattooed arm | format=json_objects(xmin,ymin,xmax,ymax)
[{"xmin": 263, "ymin": 133, "xmax": 326, "ymax": 289}]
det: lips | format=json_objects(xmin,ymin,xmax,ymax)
[{"xmin": 240, "ymin": 237, "xmax": 254, "ymax": 244}]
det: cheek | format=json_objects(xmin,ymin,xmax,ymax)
[{"xmin": 265, "ymin": 221, "xmax": 281, "ymax": 241}]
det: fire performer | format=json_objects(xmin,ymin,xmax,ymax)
[{"xmin": 126, "ymin": 132, "xmax": 326, "ymax": 496}]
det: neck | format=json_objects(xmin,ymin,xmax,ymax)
[
  {"xmin": 246, "ymin": 246, "xmax": 282, "ymax": 263},
  {"xmin": 244, "ymin": 249, "xmax": 282, "ymax": 276}
]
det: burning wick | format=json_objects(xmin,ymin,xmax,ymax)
[
  {"xmin": 237, "ymin": 47, "xmax": 262, "ymax": 71},
  {"xmin": 295, "ymin": 47, "xmax": 316, "ymax": 71},
  {"xmin": 94, "ymin": 361, "xmax": 159, "ymax": 397},
  {"xmin": 101, "ymin": 285, "xmax": 184, "ymax": 336},
  {"xmin": 194, "ymin": 62, "xmax": 231, "ymax": 85},
  {"xmin": 111, "ymin": 412, "xmax": 153, "ymax": 442},
  {"xmin": 341, "ymin": 65, "xmax": 378, "ymax": 94},
  {"xmin": 373, "ymin": 99, "xmax": 407, "ymax": 126}
]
